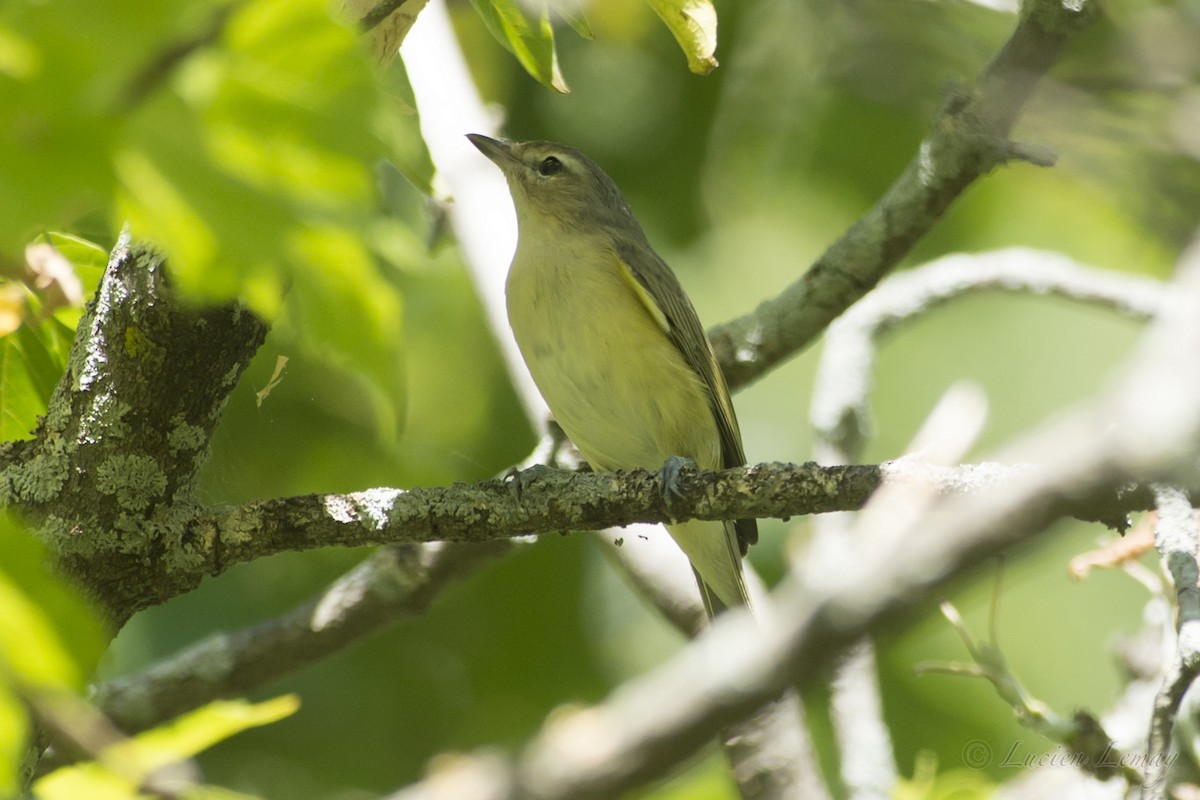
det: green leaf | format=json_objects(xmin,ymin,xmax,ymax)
[
  {"xmin": 40, "ymin": 232, "xmax": 108, "ymax": 330},
  {"xmin": 114, "ymin": 696, "xmax": 300, "ymax": 770},
  {"xmin": 14, "ymin": 322, "xmax": 66, "ymax": 408},
  {"xmin": 283, "ymin": 226, "xmax": 406, "ymax": 442},
  {"xmin": 376, "ymin": 60, "xmax": 436, "ymax": 196},
  {"xmin": 645, "ymin": 0, "xmax": 719, "ymax": 75},
  {"xmin": 33, "ymin": 697, "xmax": 299, "ymax": 800},
  {"xmin": 0, "ymin": 685, "xmax": 28, "ymax": 799},
  {"xmin": 0, "ymin": 1, "xmax": 197, "ymax": 252},
  {"xmin": 109, "ymin": 0, "xmax": 408, "ymax": 434},
  {"xmin": 0, "ymin": 514, "xmax": 108, "ymax": 688},
  {"xmin": 0, "ymin": 261, "xmax": 88, "ymax": 441},
  {"xmin": 0, "ymin": 514, "xmax": 106, "ymax": 794},
  {"xmin": 469, "ymin": 0, "xmax": 569, "ymax": 93},
  {"xmin": 5, "ymin": 0, "xmax": 410, "ymax": 438},
  {"xmin": 0, "ymin": 331, "xmax": 48, "ymax": 441},
  {"xmin": 547, "ymin": 0, "xmax": 594, "ymax": 40}
]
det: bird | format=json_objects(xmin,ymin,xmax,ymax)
[{"xmin": 468, "ymin": 133, "xmax": 756, "ymax": 618}]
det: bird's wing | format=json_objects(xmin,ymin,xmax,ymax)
[{"xmin": 613, "ymin": 239, "xmax": 759, "ymax": 554}]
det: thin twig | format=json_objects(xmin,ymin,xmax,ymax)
[
  {"xmin": 1144, "ymin": 485, "xmax": 1200, "ymax": 798},
  {"xmin": 812, "ymin": 248, "xmax": 1166, "ymax": 457},
  {"xmin": 385, "ymin": 231, "xmax": 1200, "ymax": 800},
  {"xmin": 92, "ymin": 542, "xmax": 506, "ymax": 736},
  {"xmin": 195, "ymin": 460, "xmax": 1159, "ymax": 573},
  {"xmin": 708, "ymin": 3, "xmax": 1100, "ymax": 391}
]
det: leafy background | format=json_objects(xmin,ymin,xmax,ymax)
[{"xmin": 2, "ymin": 0, "xmax": 1197, "ymax": 796}]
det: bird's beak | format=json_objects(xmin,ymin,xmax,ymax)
[{"xmin": 467, "ymin": 133, "xmax": 519, "ymax": 172}]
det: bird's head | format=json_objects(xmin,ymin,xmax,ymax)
[{"xmin": 467, "ymin": 134, "xmax": 640, "ymax": 236}]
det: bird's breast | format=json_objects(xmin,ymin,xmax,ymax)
[{"xmin": 506, "ymin": 234, "xmax": 719, "ymax": 472}]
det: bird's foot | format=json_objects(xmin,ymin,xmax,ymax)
[
  {"xmin": 504, "ymin": 463, "xmax": 558, "ymax": 503},
  {"xmin": 658, "ymin": 455, "xmax": 697, "ymax": 520}
]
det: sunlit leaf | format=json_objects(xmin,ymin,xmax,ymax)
[
  {"xmin": 547, "ymin": 0, "xmax": 594, "ymax": 39},
  {"xmin": 376, "ymin": 59, "xmax": 435, "ymax": 195},
  {"xmin": 0, "ymin": 284, "xmax": 24, "ymax": 337},
  {"xmin": 284, "ymin": 226, "xmax": 405, "ymax": 441},
  {"xmin": 0, "ymin": 0, "xmax": 197, "ymax": 252},
  {"xmin": 114, "ymin": 696, "xmax": 300, "ymax": 771},
  {"xmin": 14, "ymin": 321, "xmax": 67, "ymax": 406},
  {"xmin": 0, "ymin": 515, "xmax": 107, "ymax": 688},
  {"xmin": 25, "ymin": 242, "xmax": 84, "ymax": 317},
  {"xmin": 33, "ymin": 697, "xmax": 300, "ymax": 800},
  {"xmin": 111, "ymin": 0, "xmax": 408, "ymax": 430},
  {"xmin": 0, "ymin": 25, "xmax": 39, "ymax": 79},
  {"xmin": 37, "ymin": 232, "xmax": 108, "ymax": 330},
  {"xmin": 645, "ymin": 0, "xmax": 719, "ymax": 74},
  {"xmin": 469, "ymin": 0, "xmax": 569, "ymax": 93},
  {"xmin": 0, "ymin": 686, "xmax": 28, "ymax": 799},
  {"xmin": 0, "ymin": 332, "xmax": 45, "ymax": 440}
]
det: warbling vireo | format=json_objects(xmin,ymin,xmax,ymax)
[{"xmin": 469, "ymin": 134, "xmax": 756, "ymax": 617}]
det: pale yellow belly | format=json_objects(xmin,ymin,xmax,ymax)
[{"xmin": 506, "ymin": 246, "xmax": 720, "ymax": 473}]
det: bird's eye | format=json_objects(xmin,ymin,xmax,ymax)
[{"xmin": 537, "ymin": 156, "xmax": 563, "ymax": 176}]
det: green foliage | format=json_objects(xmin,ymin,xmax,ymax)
[
  {"xmin": 33, "ymin": 696, "xmax": 298, "ymax": 800},
  {"xmin": 469, "ymin": 0, "xmax": 570, "ymax": 92},
  {"xmin": 2, "ymin": 0, "xmax": 408, "ymax": 439},
  {"xmin": 0, "ymin": 513, "xmax": 106, "ymax": 794},
  {"xmin": 4, "ymin": 0, "xmax": 1197, "ymax": 796},
  {"xmin": 0, "ymin": 234, "xmax": 101, "ymax": 440},
  {"xmin": 645, "ymin": 0, "xmax": 718, "ymax": 74},
  {"xmin": 466, "ymin": 0, "xmax": 718, "ymax": 91},
  {"xmin": 375, "ymin": 61, "xmax": 437, "ymax": 196},
  {"xmin": 0, "ymin": 488, "xmax": 294, "ymax": 800}
]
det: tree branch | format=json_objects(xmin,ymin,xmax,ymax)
[
  {"xmin": 197, "ymin": 460, "xmax": 1156, "ymax": 574},
  {"xmin": 2, "ymin": 232, "xmax": 267, "ymax": 625},
  {"xmin": 708, "ymin": 1, "xmax": 1099, "ymax": 391},
  {"xmin": 1145, "ymin": 485, "xmax": 1200, "ymax": 797},
  {"xmin": 87, "ymin": 241, "xmax": 1170, "ymax": 755},
  {"xmin": 385, "ymin": 229, "xmax": 1200, "ymax": 800},
  {"xmin": 812, "ymin": 249, "xmax": 1166, "ymax": 456},
  {"xmin": 91, "ymin": 541, "xmax": 507, "ymax": 734}
]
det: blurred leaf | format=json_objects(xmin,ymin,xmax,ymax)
[
  {"xmin": 14, "ymin": 320, "xmax": 67, "ymax": 406},
  {"xmin": 109, "ymin": 0, "xmax": 408, "ymax": 433},
  {"xmin": 0, "ymin": 685, "xmax": 27, "ymax": 799},
  {"xmin": 34, "ymin": 697, "xmax": 298, "ymax": 800},
  {"xmin": 376, "ymin": 60, "xmax": 436, "ymax": 195},
  {"xmin": 116, "ymin": 696, "xmax": 300, "ymax": 770},
  {"xmin": 119, "ymin": 0, "xmax": 383, "ymax": 306},
  {"xmin": 0, "ymin": 331, "xmax": 45, "ymax": 441},
  {"xmin": 0, "ymin": 514, "xmax": 107, "ymax": 688},
  {"xmin": 547, "ymin": 0, "xmax": 595, "ymax": 39},
  {"xmin": 0, "ymin": 284, "xmax": 24, "ymax": 337},
  {"xmin": 5, "ymin": 0, "xmax": 411, "ymax": 442},
  {"xmin": 0, "ymin": 515, "xmax": 106, "ymax": 794},
  {"xmin": 0, "ymin": 25, "xmax": 39, "ymax": 80},
  {"xmin": 38, "ymin": 233, "xmax": 108, "ymax": 277},
  {"xmin": 284, "ymin": 225, "xmax": 405, "ymax": 441},
  {"xmin": 0, "ymin": 293, "xmax": 75, "ymax": 440},
  {"xmin": 24, "ymin": 243, "xmax": 84, "ymax": 327},
  {"xmin": 469, "ymin": 0, "xmax": 569, "ymax": 93},
  {"xmin": 894, "ymin": 750, "xmax": 995, "ymax": 799},
  {"xmin": 631, "ymin": 752, "xmax": 734, "ymax": 799},
  {"xmin": 645, "ymin": 0, "xmax": 719, "ymax": 74},
  {"xmin": 37, "ymin": 232, "xmax": 108, "ymax": 330},
  {"xmin": 0, "ymin": 0, "xmax": 202, "ymax": 252}
]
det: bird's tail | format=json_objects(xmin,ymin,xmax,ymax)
[{"xmin": 668, "ymin": 518, "xmax": 752, "ymax": 619}]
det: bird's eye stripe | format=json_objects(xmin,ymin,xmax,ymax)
[{"xmin": 537, "ymin": 156, "xmax": 563, "ymax": 176}]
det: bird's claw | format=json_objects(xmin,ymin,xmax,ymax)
[
  {"xmin": 504, "ymin": 463, "xmax": 557, "ymax": 503},
  {"xmin": 658, "ymin": 455, "xmax": 696, "ymax": 519}
]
